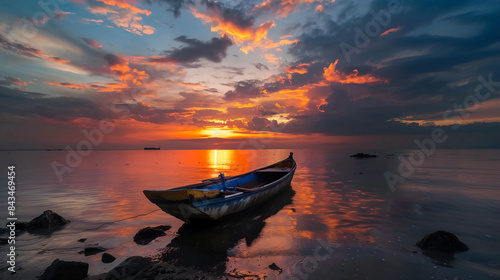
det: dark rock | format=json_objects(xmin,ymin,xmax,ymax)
[
  {"xmin": 105, "ymin": 256, "xmax": 152, "ymax": 280},
  {"xmin": 133, "ymin": 225, "xmax": 170, "ymax": 245},
  {"xmin": 84, "ymin": 244, "xmax": 107, "ymax": 256},
  {"xmin": 4, "ymin": 222, "xmax": 28, "ymax": 231},
  {"xmin": 350, "ymin": 153, "xmax": 377, "ymax": 158},
  {"xmin": 102, "ymin": 253, "xmax": 116, "ymax": 263},
  {"xmin": 27, "ymin": 210, "xmax": 70, "ymax": 231},
  {"xmin": 0, "ymin": 227, "xmax": 8, "ymax": 235},
  {"xmin": 153, "ymin": 225, "xmax": 172, "ymax": 231},
  {"xmin": 39, "ymin": 259, "xmax": 88, "ymax": 280},
  {"xmin": 77, "ymin": 238, "xmax": 86, "ymax": 243},
  {"xmin": 268, "ymin": 263, "xmax": 282, "ymax": 273},
  {"xmin": 0, "ymin": 237, "xmax": 8, "ymax": 245},
  {"xmin": 416, "ymin": 231, "xmax": 469, "ymax": 253},
  {"xmin": 16, "ymin": 222, "xmax": 28, "ymax": 231}
]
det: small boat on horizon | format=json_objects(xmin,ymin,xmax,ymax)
[
  {"xmin": 144, "ymin": 147, "xmax": 161, "ymax": 150},
  {"xmin": 143, "ymin": 152, "xmax": 296, "ymax": 223}
]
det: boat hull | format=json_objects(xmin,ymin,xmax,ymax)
[
  {"xmin": 151, "ymin": 168, "xmax": 295, "ymax": 222},
  {"xmin": 144, "ymin": 153, "xmax": 296, "ymax": 223}
]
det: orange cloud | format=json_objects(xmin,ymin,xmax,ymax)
[
  {"xmin": 82, "ymin": 18, "xmax": 104, "ymax": 24},
  {"xmin": 83, "ymin": 38, "xmax": 103, "ymax": 48},
  {"xmin": 264, "ymin": 53, "xmax": 280, "ymax": 64},
  {"xmin": 177, "ymin": 82, "xmax": 205, "ymax": 89},
  {"xmin": 109, "ymin": 10, "xmax": 155, "ymax": 35},
  {"xmin": 45, "ymin": 57, "xmax": 71, "ymax": 64},
  {"xmin": 380, "ymin": 26, "xmax": 403, "ymax": 37},
  {"xmin": 108, "ymin": 56, "xmax": 149, "ymax": 85},
  {"xmin": 85, "ymin": 0, "xmax": 155, "ymax": 35},
  {"xmin": 254, "ymin": 0, "xmax": 322, "ymax": 18},
  {"xmin": 192, "ymin": 6, "xmax": 274, "ymax": 46},
  {"xmin": 323, "ymin": 59, "xmax": 386, "ymax": 84},
  {"xmin": 285, "ymin": 62, "xmax": 310, "ymax": 75},
  {"xmin": 315, "ymin": 4, "xmax": 324, "ymax": 13},
  {"xmin": 44, "ymin": 81, "xmax": 89, "ymax": 90},
  {"xmin": 1, "ymin": 76, "xmax": 28, "ymax": 87},
  {"xmin": 95, "ymin": 0, "xmax": 151, "ymax": 16},
  {"xmin": 44, "ymin": 81, "xmax": 132, "ymax": 92},
  {"xmin": 88, "ymin": 6, "xmax": 119, "ymax": 15},
  {"xmin": 95, "ymin": 82, "xmax": 129, "ymax": 92},
  {"xmin": 263, "ymin": 39, "xmax": 299, "ymax": 50}
]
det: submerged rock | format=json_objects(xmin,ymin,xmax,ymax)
[
  {"xmin": 416, "ymin": 231, "xmax": 469, "ymax": 253},
  {"xmin": 105, "ymin": 256, "xmax": 152, "ymax": 280},
  {"xmin": 27, "ymin": 210, "xmax": 70, "ymax": 231},
  {"xmin": 83, "ymin": 244, "xmax": 107, "ymax": 256},
  {"xmin": 350, "ymin": 153, "xmax": 377, "ymax": 158},
  {"xmin": 102, "ymin": 253, "xmax": 116, "ymax": 263},
  {"xmin": 268, "ymin": 263, "xmax": 283, "ymax": 273},
  {"xmin": 133, "ymin": 225, "xmax": 171, "ymax": 245},
  {"xmin": 39, "ymin": 259, "xmax": 88, "ymax": 280}
]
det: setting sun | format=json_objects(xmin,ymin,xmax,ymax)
[{"xmin": 201, "ymin": 128, "xmax": 237, "ymax": 138}]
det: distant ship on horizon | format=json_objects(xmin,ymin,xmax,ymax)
[{"xmin": 144, "ymin": 147, "xmax": 160, "ymax": 150}]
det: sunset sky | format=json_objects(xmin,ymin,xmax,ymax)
[{"xmin": 1, "ymin": 0, "xmax": 500, "ymax": 149}]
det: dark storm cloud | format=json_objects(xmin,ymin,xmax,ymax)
[
  {"xmin": 0, "ymin": 86, "xmax": 187, "ymax": 125},
  {"xmin": 247, "ymin": 116, "xmax": 280, "ymax": 131},
  {"xmin": 0, "ymin": 76, "xmax": 25, "ymax": 87},
  {"xmin": 153, "ymin": 35, "xmax": 233, "ymax": 64},
  {"xmin": 192, "ymin": 109, "xmax": 223, "ymax": 119},
  {"xmin": 223, "ymin": 80, "xmax": 263, "ymax": 101},
  {"xmin": 253, "ymin": 63, "xmax": 269, "ymax": 71},
  {"xmin": 140, "ymin": 0, "xmax": 193, "ymax": 18},
  {"xmin": 126, "ymin": 102, "xmax": 181, "ymax": 123},
  {"xmin": 221, "ymin": 66, "xmax": 245, "ymax": 76},
  {"xmin": 279, "ymin": 0, "xmax": 500, "ymax": 136},
  {"xmin": 201, "ymin": 0, "xmax": 256, "ymax": 29},
  {"xmin": 0, "ymin": 85, "xmax": 104, "ymax": 120},
  {"xmin": 104, "ymin": 53, "xmax": 125, "ymax": 66},
  {"xmin": 174, "ymin": 91, "xmax": 223, "ymax": 110}
]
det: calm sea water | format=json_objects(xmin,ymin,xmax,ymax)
[{"xmin": 0, "ymin": 149, "xmax": 499, "ymax": 279}]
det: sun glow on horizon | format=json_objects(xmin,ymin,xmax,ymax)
[{"xmin": 200, "ymin": 127, "xmax": 238, "ymax": 138}]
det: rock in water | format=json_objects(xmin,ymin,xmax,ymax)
[
  {"xmin": 350, "ymin": 153, "xmax": 377, "ymax": 158},
  {"xmin": 27, "ymin": 210, "xmax": 69, "ymax": 230},
  {"xmin": 16, "ymin": 222, "xmax": 28, "ymax": 231},
  {"xmin": 102, "ymin": 253, "xmax": 116, "ymax": 263},
  {"xmin": 40, "ymin": 259, "xmax": 88, "ymax": 280},
  {"xmin": 416, "ymin": 231, "xmax": 469, "ymax": 253},
  {"xmin": 84, "ymin": 244, "xmax": 107, "ymax": 256},
  {"xmin": 268, "ymin": 263, "xmax": 283, "ymax": 273},
  {"xmin": 105, "ymin": 256, "xmax": 152, "ymax": 280},
  {"xmin": 133, "ymin": 225, "xmax": 171, "ymax": 245}
]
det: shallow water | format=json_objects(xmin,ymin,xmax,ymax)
[{"xmin": 0, "ymin": 149, "xmax": 499, "ymax": 279}]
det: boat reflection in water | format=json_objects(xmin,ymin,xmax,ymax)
[{"xmin": 159, "ymin": 187, "xmax": 295, "ymax": 274}]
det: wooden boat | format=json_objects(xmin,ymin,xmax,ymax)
[{"xmin": 143, "ymin": 152, "xmax": 296, "ymax": 223}]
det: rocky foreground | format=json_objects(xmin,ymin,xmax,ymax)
[{"xmin": 4, "ymin": 210, "xmax": 472, "ymax": 280}]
